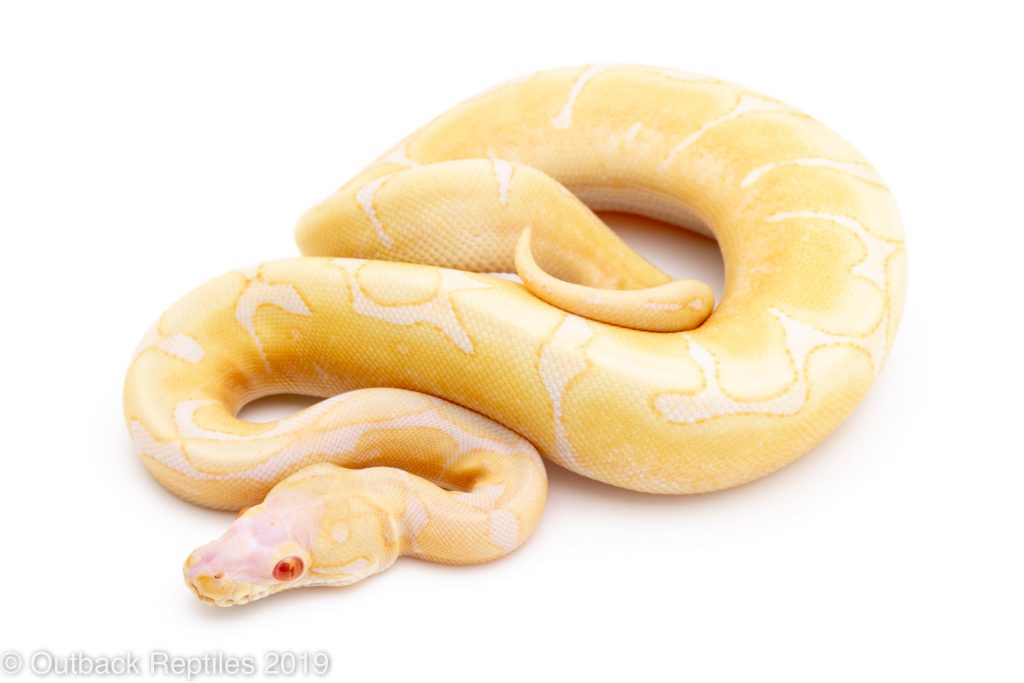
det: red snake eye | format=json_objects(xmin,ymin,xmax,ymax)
[{"xmin": 273, "ymin": 556, "xmax": 304, "ymax": 581}]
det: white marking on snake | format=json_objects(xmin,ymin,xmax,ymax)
[
  {"xmin": 538, "ymin": 315, "xmax": 593, "ymax": 469},
  {"xmin": 333, "ymin": 260, "xmax": 491, "ymax": 354},
  {"xmin": 766, "ymin": 211, "xmax": 899, "ymax": 290},
  {"xmin": 456, "ymin": 484, "xmax": 505, "ymax": 511},
  {"xmin": 742, "ymin": 158, "xmax": 884, "ymax": 188},
  {"xmin": 236, "ymin": 263, "xmax": 261, "ymax": 279},
  {"xmin": 133, "ymin": 327, "xmax": 205, "ymax": 364},
  {"xmin": 393, "ymin": 470, "xmax": 430, "ymax": 551},
  {"xmin": 380, "ymin": 141, "xmax": 418, "ymax": 168},
  {"xmin": 401, "ymin": 491, "xmax": 429, "ymax": 541},
  {"xmin": 355, "ymin": 175, "xmax": 395, "ymax": 248},
  {"xmin": 488, "ymin": 510, "xmax": 520, "ymax": 551},
  {"xmin": 235, "ymin": 280, "xmax": 312, "ymax": 370},
  {"xmin": 552, "ymin": 65, "xmax": 608, "ymax": 129},
  {"xmin": 491, "ymin": 158, "xmax": 513, "ymax": 205},
  {"xmin": 660, "ymin": 95, "xmax": 791, "ymax": 172},
  {"xmin": 625, "ymin": 121, "xmax": 643, "ymax": 144},
  {"xmin": 158, "ymin": 335, "xmax": 204, "ymax": 363}
]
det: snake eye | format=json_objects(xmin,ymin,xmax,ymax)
[{"xmin": 273, "ymin": 556, "xmax": 304, "ymax": 582}]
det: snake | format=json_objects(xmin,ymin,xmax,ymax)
[{"xmin": 124, "ymin": 65, "xmax": 906, "ymax": 606}]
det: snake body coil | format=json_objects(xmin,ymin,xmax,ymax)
[{"xmin": 124, "ymin": 66, "xmax": 906, "ymax": 605}]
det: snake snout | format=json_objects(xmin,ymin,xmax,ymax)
[
  {"xmin": 184, "ymin": 552, "xmax": 255, "ymax": 606},
  {"xmin": 192, "ymin": 574, "xmax": 232, "ymax": 601}
]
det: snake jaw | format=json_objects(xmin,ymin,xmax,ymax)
[{"xmin": 183, "ymin": 568, "xmax": 276, "ymax": 607}]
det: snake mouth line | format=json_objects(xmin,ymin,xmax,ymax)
[
  {"xmin": 190, "ymin": 588, "xmax": 272, "ymax": 607},
  {"xmin": 184, "ymin": 575, "xmax": 273, "ymax": 607}
]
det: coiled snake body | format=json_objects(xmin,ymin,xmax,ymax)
[{"xmin": 124, "ymin": 66, "xmax": 906, "ymax": 606}]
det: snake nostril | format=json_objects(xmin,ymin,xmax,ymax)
[{"xmin": 212, "ymin": 571, "xmax": 224, "ymax": 580}]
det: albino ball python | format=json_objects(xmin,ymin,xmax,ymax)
[{"xmin": 124, "ymin": 65, "xmax": 906, "ymax": 606}]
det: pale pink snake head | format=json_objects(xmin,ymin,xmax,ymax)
[{"xmin": 184, "ymin": 488, "xmax": 323, "ymax": 606}]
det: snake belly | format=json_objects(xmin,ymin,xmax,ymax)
[{"xmin": 124, "ymin": 65, "xmax": 906, "ymax": 605}]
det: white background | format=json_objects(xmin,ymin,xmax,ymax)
[{"xmin": 1, "ymin": 1, "xmax": 1021, "ymax": 682}]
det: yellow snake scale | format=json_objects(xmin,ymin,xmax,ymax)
[{"xmin": 123, "ymin": 65, "xmax": 906, "ymax": 605}]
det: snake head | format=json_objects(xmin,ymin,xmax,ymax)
[{"xmin": 184, "ymin": 489, "xmax": 323, "ymax": 606}]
